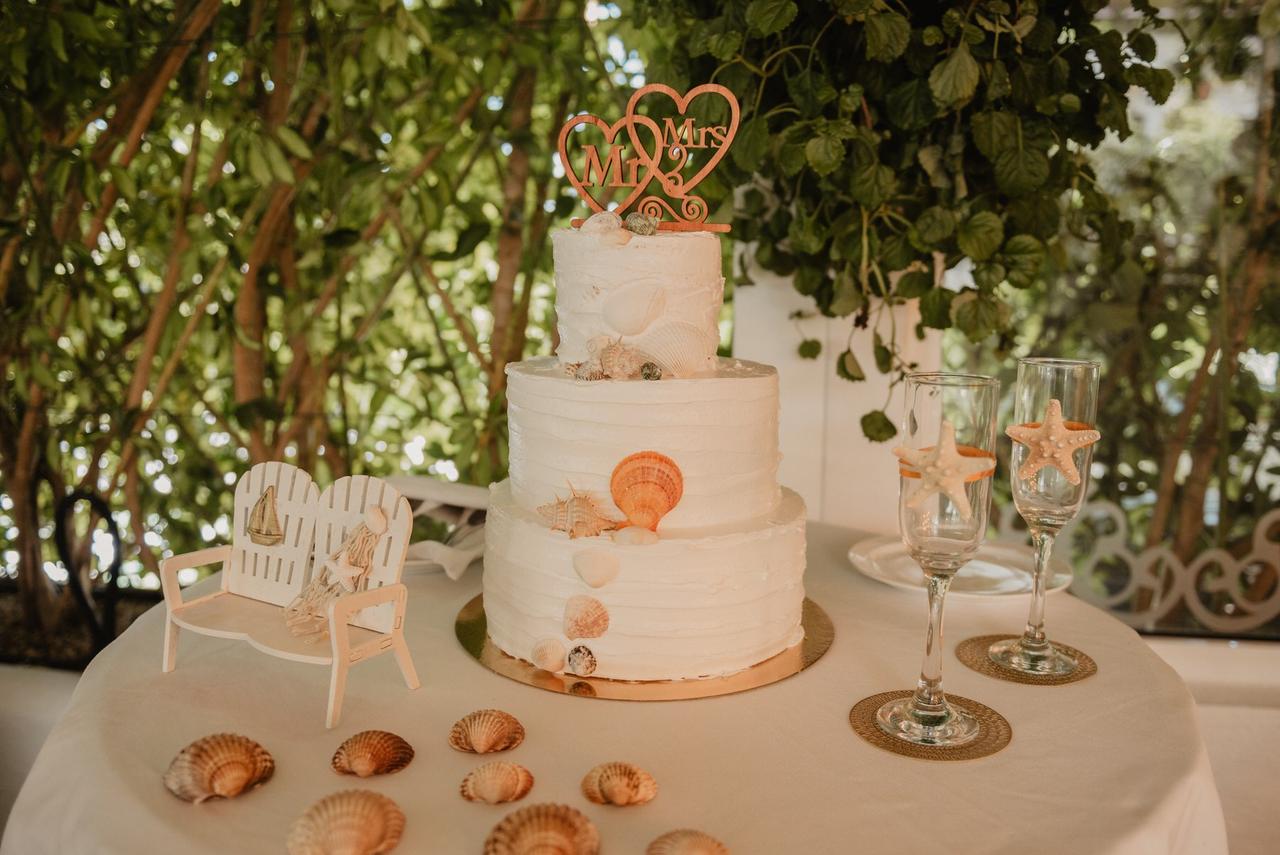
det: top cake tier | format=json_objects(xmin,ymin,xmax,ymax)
[{"xmin": 552, "ymin": 225, "xmax": 724, "ymax": 375}]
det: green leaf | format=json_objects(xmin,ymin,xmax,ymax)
[
  {"xmin": 745, "ymin": 0, "xmax": 798, "ymax": 36},
  {"xmin": 987, "ymin": 60, "xmax": 1011, "ymax": 101},
  {"xmin": 993, "ymin": 146, "xmax": 1050, "ymax": 195},
  {"xmin": 917, "ymin": 145, "xmax": 949, "ymax": 189},
  {"xmin": 850, "ymin": 163, "xmax": 895, "ymax": 208},
  {"xmin": 895, "ymin": 270, "xmax": 933, "ymax": 298},
  {"xmin": 47, "ymin": 19, "xmax": 68, "ymax": 63},
  {"xmin": 929, "ymin": 41, "xmax": 980, "ymax": 106},
  {"xmin": 787, "ymin": 69, "xmax": 837, "ymax": 116},
  {"xmin": 109, "ymin": 165, "xmax": 137, "ymax": 201},
  {"xmin": 798, "ymin": 338, "xmax": 822, "ymax": 359},
  {"xmin": 837, "ymin": 349, "xmax": 865, "ymax": 381},
  {"xmin": 276, "ymin": 127, "xmax": 313, "ymax": 160},
  {"xmin": 1128, "ymin": 30, "xmax": 1157, "ymax": 61},
  {"xmin": 829, "ymin": 271, "xmax": 867, "ymax": 316},
  {"xmin": 952, "ymin": 292, "xmax": 1002, "ymax": 341},
  {"xmin": 1058, "ymin": 93, "xmax": 1081, "ymax": 113},
  {"xmin": 707, "ymin": 29, "xmax": 743, "ymax": 62},
  {"xmin": 1000, "ymin": 234, "xmax": 1044, "ymax": 287},
  {"xmin": 860, "ymin": 409, "xmax": 897, "ymax": 442},
  {"xmin": 805, "ymin": 135, "xmax": 845, "ymax": 176},
  {"xmin": 865, "ymin": 12, "xmax": 910, "ymax": 62},
  {"xmin": 734, "ymin": 116, "xmax": 769, "ymax": 171},
  {"xmin": 971, "ymin": 110, "xmax": 1017, "ymax": 158},
  {"xmin": 885, "ymin": 79, "xmax": 937, "ymax": 131},
  {"xmin": 915, "ymin": 206, "xmax": 955, "ymax": 244},
  {"xmin": 973, "ymin": 261, "xmax": 1006, "ymax": 291},
  {"xmin": 957, "ymin": 211, "xmax": 1004, "ymax": 260},
  {"xmin": 920, "ymin": 288, "xmax": 954, "ymax": 328},
  {"xmin": 263, "ymin": 139, "xmax": 294, "ymax": 184},
  {"xmin": 246, "ymin": 145, "xmax": 273, "ymax": 185},
  {"xmin": 872, "ymin": 333, "xmax": 892, "ymax": 373}
]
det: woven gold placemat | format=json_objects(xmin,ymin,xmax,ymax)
[
  {"xmin": 848, "ymin": 690, "xmax": 1012, "ymax": 761},
  {"xmin": 955, "ymin": 635, "xmax": 1098, "ymax": 686}
]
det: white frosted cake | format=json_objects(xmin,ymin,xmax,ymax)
[{"xmin": 482, "ymin": 211, "xmax": 807, "ymax": 681}]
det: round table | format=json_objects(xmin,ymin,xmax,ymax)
[{"xmin": 1, "ymin": 523, "xmax": 1227, "ymax": 854}]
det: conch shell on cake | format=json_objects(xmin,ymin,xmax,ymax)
[
  {"xmin": 461, "ymin": 761, "xmax": 535, "ymax": 805},
  {"xmin": 580, "ymin": 761, "xmax": 658, "ymax": 806},
  {"xmin": 286, "ymin": 789, "xmax": 404, "ymax": 855},
  {"xmin": 602, "ymin": 283, "xmax": 666, "ymax": 336},
  {"xmin": 563, "ymin": 594, "xmax": 609, "ymax": 639},
  {"xmin": 627, "ymin": 320, "xmax": 717, "ymax": 378},
  {"xmin": 532, "ymin": 638, "xmax": 567, "ymax": 672},
  {"xmin": 610, "ymin": 451, "xmax": 684, "ymax": 531},
  {"xmin": 449, "ymin": 709, "xmax": 526, "ymax": 754},
  {"xmin": 647, "ymin": 830, "xmax": 730, "ymax": 855},
  {"xmin": 164, "ymin": 733, "xmax": 275, "ymax": 803},
  {"xmin": 538, "ymin": 487, "xmax": 620, "ymax": 539},
  {"xmin": 331, "ymin": 730, "xmax": 414, "ymax": 778},
  {"xmin": 483, "ymin": 803, "xmax": 600, "ymax": 855},
  {"xmin": 590, "ymin": 337, "xmax": 648, "ymax": 380},
  {"xmin": 572, "ymin": 550, "xmax": 620, "ymax": 587}
]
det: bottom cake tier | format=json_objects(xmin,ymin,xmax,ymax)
[{"xmin": 482, "ymin": 480, "xmax": 807, "ymax": 681}]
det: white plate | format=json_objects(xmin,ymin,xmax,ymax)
[{"xmin": 847, "ymin": 536, "xmax": 1072, "ymax": 598}]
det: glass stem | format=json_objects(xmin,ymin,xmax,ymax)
[
  {"xmin": 911, "ymin": 571, "xmax": 953, "ymax": 717},
  {"xmin": 1020, "ymin": 529, "xmax": 1056, "ymax": 651}
]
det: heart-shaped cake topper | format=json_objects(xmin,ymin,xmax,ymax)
[{"xmin": 557, "ymin": 82, "xmax": 740, "ymax": 233}]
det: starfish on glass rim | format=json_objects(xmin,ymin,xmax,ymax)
[
  {"xmin": 893, "ymin": 419, "xmax": 994, "ymax": 522},
  {"xmin": 1005, "ymin": 398, "xmax": 1101, "ymax": 485}
]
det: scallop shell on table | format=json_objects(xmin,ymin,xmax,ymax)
[
  {"xmin": 566, "ymin": 645, "xmax": 597, "ymax": 677},
  {"xmin": 461, "ymin": 761, "xmax": 535, "ymax": 805},
  {"xmin": 647, "ymin": 830, "xmax": 730, "ymax": 855},
  {"xmin": 531, "ymin": 637, "xmax": 567, "ymax": 672},
  {"xmin": 581, "ymin": 761, "xmax": 658, "ymax": 806},
  {"xmin": 483, "ymin": 803, "xmax": 600, "ymax": 855},
  {"xmin": 449, "ymin": 709, "xmax": 526, "ymax": 754},
  {"xmin": 563, "ymin": 594, "xmax": 609, "ymax": 639},
  {"xmin": 602, "ymin": 283, "xmax": 666, "ymax": 336},
  {"xmin": 286, "ymin": 790, "xmax": 404, "ymax": 855},
  {"xmin": 164, "ymin": 733, "xmax": 274, "ymax": 803},
  {"xmin": 573, "ymin": 549, "xmax": 620, "ymax": 587},
  {"xmin": 331, "ymin": 731, "xmax": 414, "ymax": 778},
  {"xmin": 628, "ymin": 320, "xmax": 717, "ymax": 378},
  {"xmin": 610, "ymin": 451, "xmax": 684, "ymax": 532},
  {"xmin": 537, "ymin": 488, "xmax": 620, "ymax": 540}
]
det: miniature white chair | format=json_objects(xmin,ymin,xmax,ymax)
[{"xmin": 160, "ymin": 463, "xmax": 420, "ymax": 727}]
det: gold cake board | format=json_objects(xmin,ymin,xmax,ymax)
[{"xmin": 455, "ymin": 594, "xmax": 834, "ymax": 701}]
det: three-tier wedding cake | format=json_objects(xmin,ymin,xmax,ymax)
[{"xmin": 482, "ymin": 212, "xmax": 807, "ymax": 682}]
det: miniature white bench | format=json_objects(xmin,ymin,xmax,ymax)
[{"xmin": 159, "ymin": 462, "xmax": 420, "ymax": 727}]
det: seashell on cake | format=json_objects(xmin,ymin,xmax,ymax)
[
  {"xmin": 590, "ymin": 337, "xmax": 648, "ymax": 380},
  {"xmin": 449, "ymin": 709, "xmax": 526, "ymax": 754},
  {"xmin": 461, "ymin": 761, "xmax": 535, "ymax": 805},
  {"xmin": 331, "ymin": 730, "xmax": 414, "ymax": 778},
  {"xmin": 602, "ymin": 283, "xmax": 666, "ymax": 336},
  {"xmin": 610, "ymin": 451, "xmax": 684, "ymax": 531},
  {"xmin": 581, "ymin": 761, "xmax": 658, "ymax": 807},
  {"xmin": 483, "ymin": 803, "xmax": 600, "ymax": 855},
  {"xmin": 627, "ymin": 320, "xmax": 717, "ymax": 378},
  {"xmin": 532, "ymin": 638, "xmax": 567, "ymax": 672},
  {"xmin": 566, "ymin": 645, "xmax": 597, "ymax": 676},
  {"xmin": 563, "ymin": 594, "xmax": 609, "ymax": 639},
  {"xmin": 164, "ymin": 733, "xmax": 274, "ymax": 803},
  {"xmin": 537, "ymin": 487, "xmax": 620, "ymax": 539},
  {"xmin": 286, "ymin": 789, "xmax": 404, "ymax": 855},
  {"xmin": 612, "ymin": 525, "xmax": 660, "ymax": 545},
  {"xmin": 572, "ymin": 549, "xmax": 620, "ymax": 587},
  {"xmin": 647, "ymin": 829, "xmax": 730, "ymax": 855}
]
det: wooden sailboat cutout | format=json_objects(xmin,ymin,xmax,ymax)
[{"xmin": 247, "ymin": 485, "xmax": 284, "ymax": 546}]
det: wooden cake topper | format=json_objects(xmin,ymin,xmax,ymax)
[{"xmin": 557, "ymin": 83, "xmax": 740, "ymax": 233}]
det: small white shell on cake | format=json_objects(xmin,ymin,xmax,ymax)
[
  {"xmin": 461, "ymin": 761, "xmax": 535, "ymax": 805},
  {"xmin": 531, "ymin": 638, "xmax": 567, "ymax": 672},
  {"xmin": 612, "ymin": 525, "xmax": 660, "ymax": 545},
  {"xmin": 286, "ymin": 790, "xmax": 404, "ymax": 855},
  {"xmin": 627, "ymin": 320, "xmax": 718, "ymax": 378},
  {"xmin": 602, "ymin": 283, "xmax": 666, "ymax": 336},
  {"xmin": 580, "ymin": 761, "xmax": 657, "ymax": 806},
  {"xmin": 563, "ymin": 595, "xmax": 609, "ymax": 639},
  {"xmin": 573, "ymin": 549, "xmax": 620, "ymax": 586},
  {"xmin": 567, "ymin": 645, "xmax": 597, "ymax": 676}
]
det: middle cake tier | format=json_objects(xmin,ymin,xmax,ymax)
[{"xmin": 506, "ymin": 356, "xmax": 782, "ymax": 532}]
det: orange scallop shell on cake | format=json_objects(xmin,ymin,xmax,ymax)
[{"xmin": 609, "ymin": 451, "xmax": 683, "ymax": 531}]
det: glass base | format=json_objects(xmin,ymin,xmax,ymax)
[
  {"xmin": 987, "ymin": 637, "xmax": 1077, "ymax": 676},
  {"xmin": 874, "ymin": 695, "xmax": 980, "ymax": 747}
]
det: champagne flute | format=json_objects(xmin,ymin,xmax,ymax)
[
  {"xmin": 988, "ymin": 358, "xmax": 1100, "ymax": 676},
  {"xmin": 878, "ymin": 372, "xmax": 999, "ymax": 747}
]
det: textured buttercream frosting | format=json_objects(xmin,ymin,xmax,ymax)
[
  {"xmin": 552, "ymin": 227, "xmax": 724, "ymax": 372},
  {"xmin": 506, "ymin": 357, "xmax": 782, "ymax": 532},
  {"xmin": 483, "ymin": 480, "xmax": 807, "ymax": 681}
]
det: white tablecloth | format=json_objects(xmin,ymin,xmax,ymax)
[{"xmin": 1, "ymin": 523, "xmax": 1227, "ymax": 854}]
